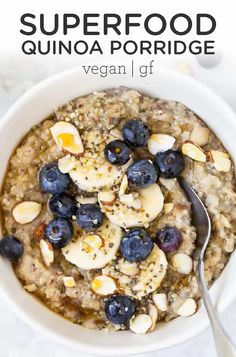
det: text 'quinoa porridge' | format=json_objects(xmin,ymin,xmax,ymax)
[{"xmin": 0, "ymin": 87, "xmax": 235, "ymax": 334}]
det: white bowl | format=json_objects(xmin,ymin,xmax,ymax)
[{"xmin": 0, "ymin": 62, "xmax": 236, "ymax": 355}]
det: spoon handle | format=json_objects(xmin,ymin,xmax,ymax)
[{"xmin": 195, "ymin": 260, "xmax": 236, "ymax": 357}]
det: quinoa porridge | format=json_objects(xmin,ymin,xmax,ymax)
[{"xmin": 0, "ymin": 87, "xmax": 235, "ymax": 333}]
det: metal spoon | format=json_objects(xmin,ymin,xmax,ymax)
[{"xmin": 178, "ymin": 176, "xmax": 236, "ymax": 357}]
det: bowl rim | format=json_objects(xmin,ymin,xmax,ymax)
[{"xmin": 0, "ymin": 62, "xmax": 236, "ymax": 355}]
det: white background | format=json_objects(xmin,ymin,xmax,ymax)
[{"xmin": 0, "ymin": 0, "xmax": 235, "ymax": 356}]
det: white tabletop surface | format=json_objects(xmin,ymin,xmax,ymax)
[{"xmin": 0, "ymin": 54, "xmax": 235, "ymax": 357}]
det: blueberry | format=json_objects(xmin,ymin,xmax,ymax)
[
  {"xmin": 155, "ymin": 226, "xmax": 182, "ymax": 253},
  {"xmin": 39, "ymin": 163, "xmax": 70, "ymax": 194},
  {"xmin": 45, "ymin": 217, "xmax": 73, "ymax": 248},
  {"xmin": 76, "ymin": 204, "xmax": 103, "ymax": 231},
  {"xmin": 122, "ymin": 120, "xmax": 149, "ymax": 147},
  {"xmin": 49, "ymin": 193, "xmax": 78, "ymax": 220},
  {"xmin": 120, "ymin": 228, "xmax": 153, "ymax": 262},
  {"xmin": 0, "ymin": 236, "xmax": 24, "ymax": 261},
  {"xmin": 154, "ymin": 150, "xmax": 184, "ymax": 179},
  {"xmin": 127, "ymin": 159, "xmax": 158, "ymax": 189},
  {"xmin": 104, "ymin": 140, "xmax": 131, "ymax": 166},
  {"xmin": 105, "ymin": 295, "xmax": 135, "ymax": 325}
]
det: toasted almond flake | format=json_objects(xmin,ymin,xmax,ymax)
[
  {"xmin": 119, "ymin": 261, "xmax": 140, "ymax": 276},
  {"xmin": 119, "ymin": 193, "xmax": 142, "ymax": 210},
  {"xmin": 152, "ymin": 293, "xmax": 168, "ymax": 312},
  {"xmin": 172, "ymin": 253, "xmax": 193, "ymax": 275},
  {"xmin": 164, "ymin": 203, "xmax": 174, "ymax": 214},
  {"xmin": 98, "ymin": 191, "xmax": 116, "ymax": 206},
  {"xmin": 83, "ymin": 234, "xmax": 104, "ymax": 253},
  {"xmin": 39, "ymin": 239, "xmax": 54, "ymax": 267},
  {"xmin": 189, "ymin": 127, "xmax": 210, "ymax": 146},
  {"xmin": 210, "ymin": 150, "xmax": 231, "ymax": 172},
  {"xmin": 82, "ymin": 317, "xmax": 98, "ymax": 329},
  {"xmin": 182, "ymin": 141, "xmax": 207, "ymax": 162},
  {"xmin": 24, "ymin": 283, "xmax": 37, "ymax": 292},
  {"xmin": 177, "ymin": 298, "xmax": 197, "ymax": 316},
  {"xmin": 130, "ymin": 314, "xmax": 152, "ymax": 334},
  {"xmin": 50, "ymin": 121, "xmax": 84, "ymax": 156},
  {"xmin": 224, "ymin": 238, "xmax": 234, "ymax": 253},
  {"xmin": 219, "ymin": 214, "xmax": 231, "ymax": 228},
  {"xmin": 119, "ymin": 175, "xmax": 128, "ymax": 196},
  {"xmin": 91, "ymin": 275, "xmax": 117, "ymax": 296},
  {"xmin": 109, "ymin": 128, "xmax": 123, "ymax": 140},
  {"xmin": 148, "ymin": 134, "xmax": 175, "ymax": 155},
  {"xmin": 62, "ymin": 276, "xmax": 76, "ymax": 288},
  {"xmin": 58, "ymin": 154, "xmax": 77, "ymax": 173},
  {"xmin": 76, "ymin": 196, "xmax": 98, "ymax": 205},
  {"xmin": 12, "ymin": 201, "xmax": 42, "ymax": 224},
  {"xmin": 159, "ymin": 178, "xmax": 176, "ymax": 191},
  {"xmin": 148, "ymin": 303, "xmax": 158, "ymax": 332}
]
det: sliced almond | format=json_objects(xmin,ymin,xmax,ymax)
[
  {"xmin": 109, "ymin": 128, "xmax": 123, "ymax": 140},
  {"xmin": 189, "ymin": 127, "xmax": 210, "ymax": 146},
  {"xmin": 152, "ymin": 293, "xmax": 168, "ymax": 312},
  {"xmin": 219, "ymin": 214, "xmax": 231, "ymax": 228},
  {"xmin": 148, "ymin": 134, "xmax": 175, "ymax": 155},
  {"xmin": 58, "ymin": 154, "xmax": 77, "ymax": 173},
  {"xmin": 62, "ymin": 276, "xmax": 76, "ymax": 288},
  {"xmin": 177, "ymin": 298, "xmax": 197, "ymax": 316},
  {"xmin": 164, "ymin": 203, "xmax": 174, "ymax": 214},
  {"xmin": 119, "ymin": 261, "xmax": 140, "ymax": 276},
  {"xmin": 83, "ymin": 234, "xmax": 104, "ymax": 253},
  {"xmin": 119, "ymin": 175, "xmax": 128, "ymax": 196},
  {"xmin": 12, "ymin": 201, "xmax": 42, "ymax": 224},
  {"xmin": 182, "ymin": 141, "xmax": 207, "ymax": 162},
  {"xmin": 39, "ymin": 239, "xmax": 54, "ymax": 267},
  {"xmin": 91, "ymin": 275, "xmax": 117, "ymax": 296},
  {"xmin": 24, "ymin": 283, "xmax": 37, "ymax": 292},
  {"xmin": 76, "ymin": 196, "xmax": 98, "ymax": 205},
  {"xmin": 224, "ymin": 237, "xmax": 234, "ymax": 253},
  {"xmin": 130, "ymin": 314, "xmax": 152, "ymax": 334},
  {"xmin": 159, "ymin": 178, "xmax": 176, "ymax": 191},
  {"xmin": 172, "ymin": 253, "xmax": 193, "ymax": 275},
  {"xmin": 82, "ymin": 316, "xmax": 98, "ymax": 329},
  {"xmin": 50, "ymin": 121, "xmax": 84, "ymax": 156},
  {"xmin": 98, "ymin": 191, "xmax": 116, "ymax": 206},
  {"xmin": 148, "ymin": 303, "xmax": 158, "ymax": 332},
  {"xmin": 119, "ymin": 193, "xmax": 142, "ymax": 210},
  {"xmin": 210, "ymin": 150, "xmax": 231, "ymax": 172}
]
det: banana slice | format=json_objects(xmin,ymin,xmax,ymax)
[
  {"xmin": 69, "ymin": 157, "xmax": 132, "ymax": 193},
  {"xmin": 67, "ymin": 128, "xmax": 132, "ymax": 192},
  {"xmin": 50, "ymin": 121, "xmax": 84, "ymax": 156},
  {"xmin": 102, "ymin": 244, "xmax": 167, "ymax": 299},
  {"xmin": 98, "ymin": 183, "xmax": 164, "ymax": 228},
  {"xmin": 62, "ymin": 220, "xmax": 122, "ymax": 270}
]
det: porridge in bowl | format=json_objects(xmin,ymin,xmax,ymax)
[{"xmin": 0, "ymin": 87, "xmax": 235, "ymax": 334}]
